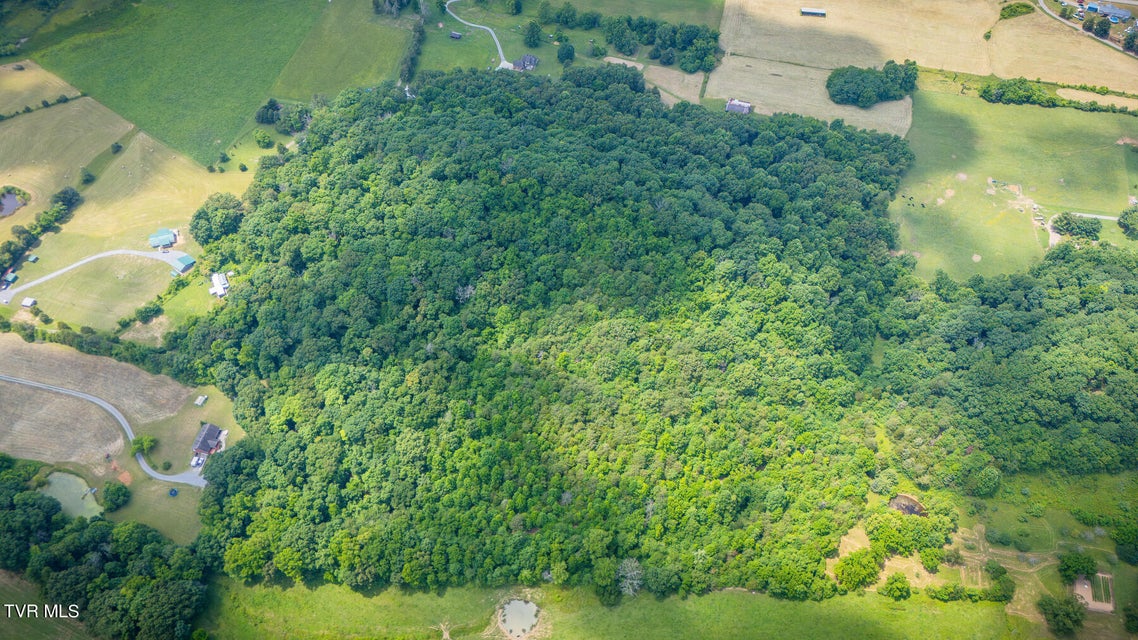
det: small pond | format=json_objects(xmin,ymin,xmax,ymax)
[
  {"xmin": 888, "ymin": 493, "xmax": 926, "ymax": 516},
  {"xmin": 0, "ymin": 192, "xmax": 24, "ymax": 217},
  {"xmin": 498, "ymin": 599, "xmax": 539, "ymax": 639},
  {"xmin": 39, "ymin": 472, "xmax": 103, "ymax": 519}
]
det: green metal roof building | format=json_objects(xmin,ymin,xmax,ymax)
[
  {"xmin": 174, "ymin": 255, "xmax": 196, "ymax": 274},
  {"xmin": 149, "ymin": 228, "xmax": 177, "ymax": 248}
]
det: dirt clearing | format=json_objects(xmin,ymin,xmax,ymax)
[{"xmin": 644, "ymin": 65, "xmax": 703, "ymax": 105}]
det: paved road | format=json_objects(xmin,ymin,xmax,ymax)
[
  {"xmin": 446, "ymin": 0, "xmax": 512, "ymax": 68},
  {"xmin": 0, "ymin": 249, "xmax": 191, "ymax": 305},
  {"xmin": 0, "ymin": 373, "xmax": 207, "ymax": 487}
]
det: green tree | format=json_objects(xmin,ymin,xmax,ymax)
[
  {"xmin": 1093, "ymin": 17, "xmax": 1112, "ymax": 38},
  {"xmin": 190, "ymin": 192, "xmax": 245, "ymax": 245},
  {"xmin": 102, "ymin": 480, "xmax": 131, "ymax": 511},
  {"xmin": 524, "ymin": 20, "xmax": 543, "ymax": 47},
  {"xmin": 919, "ymin": 547, "xmax": 943, "ymax": 573},
  {"xmin": 834, "ymin": 548, "xmax": 882, "ymax": 590},
  {"xmin": 1057, "ymin": 552, "xmax": 1096, "ymax": 584},
  {"xmin": 253, "ymin": 129, "xmax": 273, "ymax": 149},
  {"xmin": 79, "ymin": 167, "xmax": 95, "ymax": 185},
  {"xmin": 130, "ymin": 436, "xmax": 157, "ymax": 456},
  {"xmin": 1037, "ymin": 594, "xmax": 1087, "ymax": 635},
  {"xmin": 1124, "ymin": 602, "xmax": 1138, "ymax": 633},
  {"xmin": 557, "ymin": 42, "xmax": 575, "ymax": 64},
  {"xmin": 879, "ymin": 572, "xmax": 910, "ymax": 600},
  {"xmin": 1118, "ymin": 206, "xmax": 1138, "ymax": 239},
  {"xmin": 509, "ymin": 0, "xmax": 522, "ymax": 14},
  {"xmin": 972, "ymin": 467, "xmax": 1001, "ymax": 497}
]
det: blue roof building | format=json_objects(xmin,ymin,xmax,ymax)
[{"xmin": 1099, "ymin": 3, "xmax": 1131, "ymax": 20}]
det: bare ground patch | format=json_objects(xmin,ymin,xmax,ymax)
[
  {"xmin": 603, "ymin": 56, "xmax": 643, "ymax": 70},
  {"xmin": 119, "ymin": 314, "xmax": 172, "ymax": 346},
  {"xmin": 706, "ymin": 57, "xmax": 912, "ymax": 135}
]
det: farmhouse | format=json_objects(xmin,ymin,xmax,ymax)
[
  {"xmin": 1098, "ymin": 3, "xmax": 1131, "ymax": 20},
  {"xmin": 149, "ymin": 228, "xmax": 177, "ymax": 248},
  {"xmin": 726, "ymin": 98, "xmax": 753, "ymax": 114},
  {"xmin": 192, "ymin": 423, "xmax": 223, "ymax": 455},
  {"xmin": 209, "ymin": 272, "xmax": 229, "ymax": 297},
  {"xmin": 800, "ymin": 7, "xmax": 827, "ymax": 17},
  {"xmin": 513, "ymin": 54, "xmax": 539, "ymax": 71}
]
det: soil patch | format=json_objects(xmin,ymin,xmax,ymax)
[
  {"xmin": 888, "ymin": 494, "xmax": 926, "ymax": 515},
  {"xmin": 603, "ymin": 56, "xmax": 643, "ymax": 70}
]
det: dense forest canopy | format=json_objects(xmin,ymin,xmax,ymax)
[{"xmin": 149, "ymin": 67, "xmax": 1136, "ymax": 601}]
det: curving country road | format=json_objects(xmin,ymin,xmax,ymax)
[
  {"xmin": 446, "ymin": 0, "xmax": 512, "ymax": 69},
  {"xmin": 0, "ymin": 373, "xmax": 207, "ymax": 487},
  {"xmin": 0, "ymin": 249, "xmax": 193, "ymax": 305}
]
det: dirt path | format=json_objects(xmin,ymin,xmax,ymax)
[{"xmin": 0, "ymin": 374, "xmax": 206, "ymax": 487}]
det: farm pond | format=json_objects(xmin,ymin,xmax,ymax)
[
  {"xmin": 0, "ymin": 192, "xmax": 24, "ymax": 217},
  {"xmin": 498, "ymin": 599, "xmax": 539, "ymax": 639},
  {"xmin": 38, "ymin": 472, "xmax": 103, "ymax": 518}
]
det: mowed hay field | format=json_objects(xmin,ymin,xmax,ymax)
[
  {"xmin": 706, "ymin": 57, "xmax": 912, "ymax": 135},
  {"xmin": 270, "ymin": 0, "xmax": 410, "ymax": 102},
  {"xmin": 710, "ymin": 0, "xmax": 1138, "ymax": 132},
  {"xmin": 32, "ymin": 0, "xmax": 328, "ymax": 164},
  {"xmin": 0, "ymin": 97, "xmax": 132, "ymax": 234},
  {"xmin": 0, "ymin": 59, "xmax": 82, "ymax": 115},
  {"xmin": 0, "ymin": 378, "xmax": 125, "ymax": 468},
  {"xmin": 893, "ymin": 86, "xmax": 1138, "ymax": 279}
]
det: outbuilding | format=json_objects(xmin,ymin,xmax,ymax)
[
  {"xmin": 450, "ymin": 31, "xmax": 463, "ymax": 39},
  {"xmin": 174, "ymin": 255, "xmax": 196, "ymax": 274},
  {"xmin": 1098, "ymin": 3, "xmax": 1131, "ymax": 20},
  {"xmin": 725, "ymin": 98, "xmax": 753, "ymax": 114},
  {"xmin": 801, "ymin": 7, "xmax": 827, "ymax": 17},
  {"xmin": 149, "ymin": 228, "xmax": 177, "ymax": 248},
  {"xmin": 20, "ymin": 297, "xmax": 35, "ymax": 307},
  {"xmin": 209, "ymin": 272, "xmax": 230, "ymax": 297}
]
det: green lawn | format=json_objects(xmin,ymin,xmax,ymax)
[
  {"xmin": 270, "ymin": 0, "xmax": 410, "ymax": 101},
  {"xmin": 201, "ymin": 579, "xmax": 1041, "ymax": 640},
  {"xmin": 31, "ymin": 0, "xmax": 327, "ymax": 164},
  {"xmin": 0, "ymin": 571, "xmax": 92, "ymax": 640},
  {"xmin": 894, "ymin": 83, "xmax": 1138, "ymax": 279}
]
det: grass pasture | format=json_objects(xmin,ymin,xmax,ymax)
[
  {"xmin": 271, "ymin": 0, "xmax": 410, "ymax": 101},
  {"xmin": 202, "ymin": 579, "xmax": 1038, "ymax": 640},
  {"xmin": 31, "ymin": 0, "xmax": 327, "ymax": 164},
  {"xmin": 0, "ymin": 571, "xmax": 92, "ymax": 640},
  {"xmin": 9, "ymin": 130, "xmax": 250, "ymax": 329},
  {"xmin": 0, "ymin": 59, "xmax": 82, "ymax": 116},
  {"xmin": 705, "ymin": 56, "xmax": 912, "ymax": 135},
  {"xmin": 892, "ymin": 85, "xmax": 1138, "ymax": 279},
  {"xmin": 0, "ymin": 97, "xmax": 131, "ymax": 236}
]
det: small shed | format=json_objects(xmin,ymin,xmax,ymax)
[
  {"xmin": 20, "ymin": 297, "xmax": 35, "ymax": 307},
  {"xmin": 26, "ymin": 255, "xmax": 38, "ymax": 263},
  {"xmin": 194, "ymin": 395, "xmax": 208, "ymax": 406},
  {"xmin": 450, "ymin": 31, "xmax": 463, "ymax": 39},
  {"xmin": 149, "ymin": 228, "xmax": 177, "ymax": 248},
  {"xmin": 513, "ymin": 54, "xmax": 539, "ymax": 71},
  {"xmin": 726, "ymin": 98, "xmax": 753, "ymax": 114},
  {"xmin": 801, "ymin": 7, "xmax": 827, "ymax": 17},
  {"xmin": 174, "ymin": 255, "xmax": 196, "ymax": 274},
  {"xmin": 2, "ymin": 272, "xmax": 17, "ymax": 284},
  {"xmin": 192, "ymin": 423, "xmax": 223, "ymax": 455}
]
